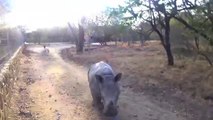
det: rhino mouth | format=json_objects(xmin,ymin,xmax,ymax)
[
  {"xmin": 103, "ymin": 109, "xmax": 118, "ymax": 116},
  {"xmin": 103, "ymin": 105, "xmax": 118, "ymax": 117}
]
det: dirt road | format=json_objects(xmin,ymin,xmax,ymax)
[{"xmin": 17, "ymin": 44, "xmax": 187, "ymax": 120}]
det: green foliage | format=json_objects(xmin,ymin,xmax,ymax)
[
  {"xmin": 26, "ymin": 27, "xmax": 72, "ymax": 43},
  {"xmin": 108, "ymin": 0, "xmax": 213, "ymax": 65},
  {"xmin": 84, "ymin": 13, "xmax": 140, "ymax": 44}
]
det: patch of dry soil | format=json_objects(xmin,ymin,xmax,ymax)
[{"xmin": 15, "ymin": 44, "xmax": 189, "ymax": 120}]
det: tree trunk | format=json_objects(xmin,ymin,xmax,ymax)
[
  {"xmin": 140, "ymin": 40, "xmax": 144, "ymax": 46},
  {"xmin": 139, "ymin": 34, "xmax": 144, "ymax": 46},
  {"xmin": 164, "ymin": 44, "xmax": 174, "ymax": 65},
  {"xmin": 164, "ymin": 18, "xmax": 174, "ymax": 65},
  {"xmin": 128, "ymin": 40, "xmax": 131, "ymax": 47},
  {"xmin": 151, "ymin": 18, "xmax": 174, "ymax": 65},
  {"xmin": 115, "ymin": 39, "xmax": 118, "ymax": 46},
  {"xmin": 194, "ymin": 37, "xmax": 212, "ymax": 66},
  {"xmin": 77, "ymin": 24, "xmax": 84, "ymax": 53},
  {"xmin": 198, "ymin": 52, "xmax": 213, "ymax": 66}
]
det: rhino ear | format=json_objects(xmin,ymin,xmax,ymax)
[
  {"xmin": 95, "ymin": 75, "xmax": 103, "ymax": 83},
  {"xmin": 114, "ymin": 73, "xmax": 122, "ymax": 82}
]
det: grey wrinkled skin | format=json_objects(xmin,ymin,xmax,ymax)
[{"xmin": 88, "ymin": 61, "xmax": 122, "ymax": 117}]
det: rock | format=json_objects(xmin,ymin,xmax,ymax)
[{"xmin": 19, "ymin": 110, "xmax": 32, "ymax": 118}]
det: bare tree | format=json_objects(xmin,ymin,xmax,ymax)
[
  {"xmin": 67, "ymin": 22, "xmax": 85, "ymax": 53},
  {"xmin": 77, "ymin": 24, "xmax": 84, "ymax": 53}
]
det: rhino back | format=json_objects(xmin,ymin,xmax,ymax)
[{"xmin": 91, "ymin": 61, "xmax": 114, "ymax": 76}]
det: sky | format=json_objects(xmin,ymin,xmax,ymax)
[{"xmin": 5, "ymin": 0, "xmax": 123, "ymax": 31}]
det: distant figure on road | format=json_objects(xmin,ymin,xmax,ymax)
[{"xmin": 43, "ymin": 45, "xmax": 49, "ymax": 54}]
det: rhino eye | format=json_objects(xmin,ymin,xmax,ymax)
[{"xmin": 95, "ymin": 75, "xmax": 103, "ymax": 83}]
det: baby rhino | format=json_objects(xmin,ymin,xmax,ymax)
[{"xmin": 88, "ymin": 61, "xmax": 122, "ymax": 117}]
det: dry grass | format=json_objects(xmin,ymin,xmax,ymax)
[
  {"xmin": 61, "ymin": 40, "xmax": 213, "ymax": 119},
  {"xmin": 61, "ymin": 41, "xmax": 213, "ymax": 104},
  {"xmin": 0, "ymin": 48, "xmax": 22, "ymax": 120}
]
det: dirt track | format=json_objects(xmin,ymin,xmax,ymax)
[{"xmin": 16, "ymin": 44, "xmax": 188, "ymax": 120}]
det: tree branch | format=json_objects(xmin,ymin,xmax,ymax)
[{"xmin": 174, "ymin": 16, "xmax": 212, "ymax": 42}]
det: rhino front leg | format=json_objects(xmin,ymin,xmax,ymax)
[{"xmin": 91, "ymin": 91, "xmax": 103, "ymax": 110}]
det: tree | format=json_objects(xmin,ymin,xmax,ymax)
[
  {"xmin": 171, "ymin": 0, "xmax": 213, "ymax": 65},
  {"xmin": 174, "ymin": 0, "xmax": 213, "ymax": 45},
  {"xmin": 34, "ymin": 31, "xmax": 41, "ymax": 44},
  {"xmin": 68, "ymin": 21, "xmax": 85, "ymax": 53},
  {"xmin": 110, "ymin": 0, "xmax": 205, "ymax": 65},
  {"xmin": 134, "ymin": 22, "xmax": 153, "ymax": 46},
  {"xmin": 17, "ymin": 26, "xmax": 27, "ymax": 43},
  {"xmin": 26, "ymin": 27, "xmax": 72, "ymax": 43},
  {"xmin": 85, "ymin": 14, "xmax": 124, "ymax": 46},
  {"xmin": 113, "ymin": 0, "xmax": 178, "ymax": 65},
  {"xmin": 77, "ymin": 24, "xmax": 84, "ymax": 53}
]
